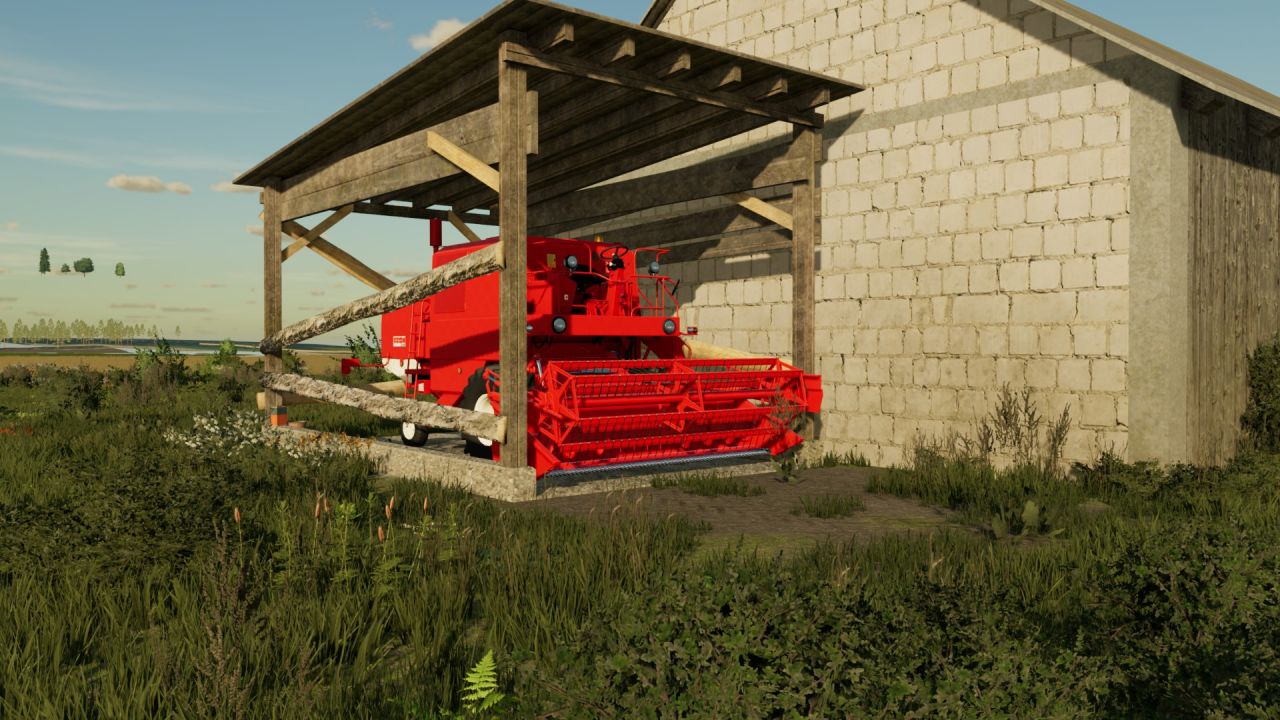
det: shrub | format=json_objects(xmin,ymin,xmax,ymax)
[
  {"xmin": 1241, "ymin": 332, "xmax": 1280, "ymax": 453},
  {"xmin": 0, "ymin": 365, "xmax": 33, "ymax": 387}
]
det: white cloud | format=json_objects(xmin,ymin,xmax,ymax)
[
  {"xmin": 106, "ymin": 174, "xmax": 191, "ymax": 194},
  {"xmin": 410, "ymin": 18, "xmax": 465, "ymax": 52},
  {"xmin": 0, "ymin": 52, "xmax": 239, "ymax": 113},
  {"xmin": 212, "ymin": 180, "xmax": 255, "ymax": 193},
  {"xmin": 368, "ymin": 11, "xmax": 392, "ymax": 31},
  {"xmin": 3, "ymin": 222, "xmax": 17, "ymax": 232},
  {"xmin": 246, "ymin": 223, "xmax": 264, "ymax": 236}
]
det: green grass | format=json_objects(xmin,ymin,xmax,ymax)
[
  {"xmin": 3, "ymin": 364, "xmax": 1280, "ymax": 717},
  {"xmin": 651, "ymin": 472, "xmax": 766, "ymax": 497},
  {"xmin": 794, "ymin": 493, "xmax": 866, "ymax": 518},
  {"xmin": 289, "ymin": 401, "xmax": 401, "ymax": 436},
  {"xmin": 808, "ymin": 450, "xmax": 872, "ymax": 468}
]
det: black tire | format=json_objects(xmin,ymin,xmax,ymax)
[
  {"xmin": 458, "ymin": 366, "xmax": 495, "ymax": 459},
  {"xmin": 400, "ymin": 421, "xmax": 428, "ymax": 447}
]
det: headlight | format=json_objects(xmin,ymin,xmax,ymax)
[
  {"xmin": 649, "ymin": 260, "xmax": 661, "ymax": 275},
  {"xmin": 552, "ymin": 317, "xmax": 568, "ymax": 334},
  {"xmin": 526, "ymin": 323, "xmax": 533, "ymax": 333},
  {"xmin": 565, "ymin": 255, "xmax": 578, "ymax": 270},
  {"xmin": 663, "ymin": 319, "xmax": 677, "ymax": 335}
]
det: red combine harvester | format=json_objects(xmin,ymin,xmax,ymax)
[{"xmin": 375, "ymin": 233, "xmax": 821, "ymax": 478}]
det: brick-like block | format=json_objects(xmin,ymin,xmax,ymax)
[
  {"xmin": 1029, "ymin": 259, "xmax": 1060, "ymax": 290},
  {"xmin": 1011, "ymin": 292, "xmax": 1077, "ymax": 323},
  {"xmin": 1077, "ymin": 289, "xmax": 1128, "ymax": 323},
  {"xmin": 1057, "ymin": 358, "xmax": 1091, "ymax": 391},
  {"xmin": 1026, "ymin": 358, "xmax": 1057, "ymax": 388},
  {"xmin": 1092, "ymin": 359, "xmax": 1126, "ymax": 391},
  {"xmin": 1081, "ymin": 394, "xmax": 1117, "ymax": 427},
  {"xmin": 953, "ymin": 294, "xmax": 1010, "ymax": 324}
]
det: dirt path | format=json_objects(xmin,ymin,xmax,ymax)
[{"xmin": 526, "ymin": 466, "xmax": 954, "ymax": 556}]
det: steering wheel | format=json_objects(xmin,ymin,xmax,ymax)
[{"xmin": 605, "ymin": 246, "xmax": 628, "ymax": 269}]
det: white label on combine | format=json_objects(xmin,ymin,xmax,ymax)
[{"xmin": 392, "ymin": 335, "xmax": 407, "ymax": 348}]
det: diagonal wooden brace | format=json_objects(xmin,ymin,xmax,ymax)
[
  {"xmin": 426, "ymin": 131, "xmax": 501, "ymax": 192},
  {"xmin": 731, "ymin": 193, "xmax": 794, "ymax": 231},
  {"xmin": 282, "ymin": 204, "xmax": 354, "ymax": 261}
]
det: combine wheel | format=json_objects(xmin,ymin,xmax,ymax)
[
  {"xmin": 400, "ymin": 422, "xmax": 428, "ymax": 447},
  {"xmin": 459, "ymin": 367, "xmax": 496, "ymax": 459}
]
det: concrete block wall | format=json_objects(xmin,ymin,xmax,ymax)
[{"xmin": 652, "ymin": 0, "xmax": 1140, "ymax": 466}]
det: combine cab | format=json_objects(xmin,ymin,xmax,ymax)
[{"xmin": 376, "ymin": 235, "xmax": 821, "ymax": 477}]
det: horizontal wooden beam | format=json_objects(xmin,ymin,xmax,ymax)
[
  {"xmin": 350, "ymin": 202, "xmax": 498, "ymax": 225},
  {"xmin": 525, "ymin": 111, "xmax": 770, "ymax": 220},
  {"xmin": 530, "ymin": 142, "xmax": 809, "ymax": 232},
  {"xmin": 262, "ymin": 373, "xmax": 505, "ymax": 442},
  {"xmin": 659, "ymin": 229, "xmax": 791, "ymax": 264},
  {"xmin": 280, "ymin": 103, "xmax": 503, "ymax": 221},
  {"xmin": 281, "ymin": 219, "xmax": 395, "ymax": 291},
  {"xmin": 426, "ymin": 130, "xmax": 501, "ymax": 192},
  {"xmin": 281, "ymin": 205, "xmax": 353, "ymax": 261},
  {"xmin": 260, "ymin": 242, "xmax": 502, "ymax": 354},
  {"xmin": 592, "ymin": 198, "xmax": 791, "ymax": 248},
  {"xmin": 499, "ymin": 43, "xmax": 822, "ymax": 128},
  {"xmin": 733, "ymin": 193, "xmax": 794, "ymax": 231}
]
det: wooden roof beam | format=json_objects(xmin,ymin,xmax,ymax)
[
  {"xmin": 529, "ymin": 140, "xmax": 809, "ymax": 233},
  {"xmin": 703, "ymin": 64, "xmax": 743, "ymax": 90},
  {"xmin": 591, "ymin": 198, "xmax": 792, "ymax": 248},
  {"xmin": 350, "ymin": 202, "xmax": 497, "ymax": 225},
  {"xmin": 533, "ymin": 21, "xmax": 575, "ymax": 51},
  {"xmin": 500, "ymin": 42, "xmax": 821, "ymax": 127},
  {"xmin": 426, "ymin": 130, "xmax": 501, "ymax": 192}
]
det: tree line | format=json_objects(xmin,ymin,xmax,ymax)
[
  {"xmin": 39, "ymin": 248, "xmax": 125, "ymax": 277},
  {"xmin": 0, "ymin": 318, "xmax": 162, "ymax": 345}
]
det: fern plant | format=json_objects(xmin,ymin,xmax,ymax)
[{"xmin": 459, "ymin": 650, "xmax": 505, "ymax": 716}]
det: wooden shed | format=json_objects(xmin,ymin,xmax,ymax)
[{"xmin": 234, "ymin": 0, "xmax": 863, "ymax": 480}]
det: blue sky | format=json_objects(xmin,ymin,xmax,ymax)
[{"xmin": 1, "ymin": 0, "xmax": 1276, "ymax": 343}]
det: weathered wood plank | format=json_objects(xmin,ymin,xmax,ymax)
[
  {"xmin": 350, "ymin": 202, "xmax": 498, "ymax": 225},
  {"xmin": 262, "ymin": 373, "xmax": 506, "ymax": 442},
  {"xmin": 282, "ymin": 219, "xmax": 395, "ymax": 291},
  {"xmin": 498, "ymin": 44, "xmax": 531, "ymax": 469},
  {"xmin": 280, "ymin": 103, "xmax": 503, "ymax": 221},
  {"xmin": 426, "ymin": 130, "xmax": 501, "ymax": 192},
  {"xmin": 592, "ymin": 199, "xmax": 792, "ymax": 248},
  {"xmin": 500, "ymin": 43, "xmax": 822, "ymax": 128},
  {"xmin": 791, "ymin": 125, "xmax": 819, "ymax": 377},
  {"xmin": 534, "ymin": 20, "xmax": 574, "ymax": 51},
  {"xmin": 530, "ymin": 141, "xmax": 808, "ymax": 232},
  {"xmin": 260, "ymin": 243, "xmax": 502, "ymax": 354},
  {"xmin": 282, "ymin": 204, "xmax": 354, "ymax": 261},
  {"xmin": 657, "ymin": 229, "xmax": 791, "ymax": 263},
  {"xmin": 262, "ymin": 183, "xmax": 284, "ymax": 409}
]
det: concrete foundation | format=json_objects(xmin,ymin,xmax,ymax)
[{"xmin": 268, "ymin": 426, "xmax": 775, "ymax": 502}]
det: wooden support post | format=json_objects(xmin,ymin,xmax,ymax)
[
  {"xmin": 791, "ymin": 126, "xmax": 819, "ymax": 382},
  {"xmin": 262, "ymin": 181, "xmax": 284, "ymax": 419},
  {"xmin": 498, "ymin": 40, "xmax": 532, "ymax": 469}
]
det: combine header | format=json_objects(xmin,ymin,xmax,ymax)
[{"xmin": 371, "ymin": 233, "xmax": 821, "ymax": 477}]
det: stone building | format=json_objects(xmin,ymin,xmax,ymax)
[{"xmin": 598, "ymin": 0, "xmax": 1280, "ymax": 466}]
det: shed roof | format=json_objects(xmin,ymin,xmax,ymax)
[{"xmin": 236, "ymin": 0, "xmax": 863, "ymax": 193}]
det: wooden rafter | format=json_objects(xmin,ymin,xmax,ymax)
[
  {"xmin": 499, "ymin": 43, "xmax": 822, "ymax": 128},
  {"xmin": 281, "ymin": 204, "xmax": 354, "ymax": 261},
  {"xmin": 529, "ymin": 142, "xmax": 809, "ymax": 232},
  {"xmin": 594, "ymin": 198, "xmax": 793, "ymax": 249},
  {"xmin": 426, "ymin": 131, "xmax": 501, "ymax": 192},
  {"xmin": 281, "ymin": 219, "xmax": 394, "ymax": 291},
  {"xmin": 350, "ymin": 202, "xmax": 498, "ymax": 225},
  {"xmin": 533, "ymin": 20, "xmax": 574, "ymax": 51},
  {"xmin": 260, "ymin": 242, "xmax": 503, "ymax": 355}
]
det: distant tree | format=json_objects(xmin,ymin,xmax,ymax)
[
  {"xmin": 115, "ymin": 262, "xmax": 125, "ymax": 277},
  {"xmin": 0, "ymin": 319, "xmax": 7, "ymax": 341},
  {"xmin": 60, "ymin": 263, "xmax": 70, "ymax": 273},
  {"xmin": 39, "ymin": 248, "xmax": 50, "ymax": 275},
  {"xmin": 174, "ymin": 325, "xmax": 182, "ymax": 339},
  {"xmin": 73, "ymin": 258, "xmax": 94, "ymax": 276}
]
